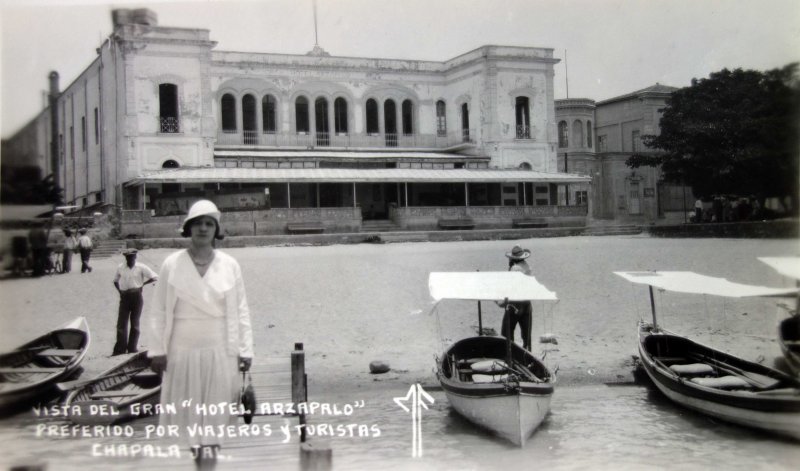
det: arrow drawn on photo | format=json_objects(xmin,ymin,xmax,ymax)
[{"xmin": 394, "ymin": 383, "xmax": 434, "ymax": 458}]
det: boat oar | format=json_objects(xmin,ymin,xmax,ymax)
[{"xmin": 56, "ymin": 366, "xmax": 148, "ymax": 392}]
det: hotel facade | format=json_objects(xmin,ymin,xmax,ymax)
[{"xmin": 4, "ymin": 9, "xmax": 687, "ymax": 237}]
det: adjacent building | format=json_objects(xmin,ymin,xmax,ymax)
[{"xmin": 555, "ymin": 85, "xmax": 692, "ymax": 225}]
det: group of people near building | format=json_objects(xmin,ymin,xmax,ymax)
[
  {"xmin": 693, "ymin": 196, "xmax": 763, "ymax": 223},
  {"xmin": 13, "ymin": 226, "xmax": 94, "ymax": 277}
]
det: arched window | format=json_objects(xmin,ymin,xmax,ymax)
[
  {"xmin": 262, "ymin": 95, "xmax": 277, "ymax": 133},
  {"xmin": 295, "ymin": 96, "xmax": 309, "ymax": 133},
  {"xmin": 558, "ymin": 121, "xmax": 568, "ymax": 148},
  {"xmin": 162, "ymin": 159, "xmax": 180, "ymax": 168},
  {"xmin": 586, "ymin": 120, "xmax": 593, "ymax": 148},
  {"xmin": 515, "ymin": 96, "xmax": 530, "ymax": 139},
  {"xmin": 315, "ymin": 97, "xmax": 330, "ymax": 146},
  {"xmin": 436, "ymin": 100, "xmax": 447, "ymax": 137},
  {"xmin": 366, "ymin": 99, "xmax": 379, "ymax": 135},
  {"xmin": 242, "ymin": 94, "xmax": 257, "ymax": 144},
  {"xmin": 572, "ymin": 120, "xmax": 584, "ymax": 148},
  {"xmin": 221, "ymin": 94, "xmax": 237, "ymax": 132},
  {"xmin": 461, "ymin": 103, "xmax": 470, "ymax": 142},
  {"xmin": 384, "ymin": 99, "xmax": 397, "ymax": 147},
  {"xmin": 402, "ymin": 99, "xmax": 413, "ymax": 136},
  {"xmin": 334, "ymin": 97, "xmax": 348, "ymax": 134},
  {"xmin": 159, "ymin": 83, "xmax": 179, "ymax": 133}
]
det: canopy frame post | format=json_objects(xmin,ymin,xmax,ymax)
[
  {"xmin": 649, "ymin": 285, "xmax": 659, "ymax": 332},
  {"xmin": 504, "ymin": 297, "xmax": 513, "ymax": 368},
  {"xmin": 477, "ymin": 300, "xmax": 483, "ymax": 336}
]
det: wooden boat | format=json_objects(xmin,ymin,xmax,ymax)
[
  {"xmin": 430, "ymin": 271, "xmax": 557, "ymax": 446},
  {"xmin": 62, "ymin": 351, "xmax": 161, "ymax": 425},
  {"xmin": 758, "ymin": 257, "xmax": 800, "ymax": 376},
  {"xmin": 778, "ymin": 315, "xmax": 800, "ymax": 375},
  {"xmin": 616, "ymin": 271, "xmax": 800, "ymax": 440},
  {"xmin": 0, "ymin": 317, "xmax": 90, "ymax": 415}
]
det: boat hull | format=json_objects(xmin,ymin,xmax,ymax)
[
  {"xmin": 779, "ymin": 315, "xmax": 800, "ymax": 376},
  {"xmin": 637, "ymin": 322, "xmax": 800, "ymax": 440},
  {"xmin": 64, "ymin": 351, "xmax": 161, "ymax": 425},
  {"xmin": 0, "ymin": 317, "xmax": 90, "ymax": 415},
  {"xmin": 438, "ymin": 336, "xmax": 554, "ymax": 446}
]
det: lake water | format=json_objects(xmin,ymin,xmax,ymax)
[{"xmin": 1, "ymin": 379, "xmax": 798, "ymax": 470}]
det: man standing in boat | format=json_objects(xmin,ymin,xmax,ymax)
[
  {"xmin": 112, "ymin": 249, "xmax": 158, "ymax": 356},
  {"xmin": 498, "ymin": 245, "xmax": 534, "ymax": 351}
]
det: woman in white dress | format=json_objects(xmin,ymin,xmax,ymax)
[{"xmin": 146, "ymin": 200, "xmax": 253, "ymax": 467}]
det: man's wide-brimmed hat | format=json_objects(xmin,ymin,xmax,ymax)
[
  {"xmin": 505, "ymin": 245, "xmax": 531, "ymax": 260},
  {"xmin": 123, "ymin": 249, "xmax": 138, "ymax": 256},
  {"xmin": 78, "ymin": 228, "xmax": 88, "ymax": 234},
  {"xmin": 181, "ymin": 200, "xmax": 223, "ymax": 239}
]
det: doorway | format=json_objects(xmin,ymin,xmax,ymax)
[{"xmin": 356, "ymin": 183, "xmax": 398, "ymax": 220}]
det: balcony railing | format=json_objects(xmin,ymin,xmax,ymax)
[
  {"xmin": 516, "ymin": 125, "xmax": 531, "ymax": 139},
  {"xmin": 216, "ymin": 129, "xmax": 476, "ymax": 149},
  {"xmin": 160, "ymin": 117, "xmax": 180, "ymax": 133}
]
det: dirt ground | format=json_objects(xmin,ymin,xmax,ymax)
[{"xmin": 0, "ymin": 235, "xmax": 797, "ymax": 393}]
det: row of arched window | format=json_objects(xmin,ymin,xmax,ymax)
[
  {"xmin": 558, "ymin": 120, "xmax": 593, "ymax": 149},
  {"xmin": 218, "ymin": 93, "xmax": 475, "ymax": 142},
  {"xmin": 220, "ymin": 94, "xmax": 425, "ymax": 136}
]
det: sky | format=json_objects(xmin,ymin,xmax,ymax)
[{"xmin": 1, "ymin": 0, "xmax": 799, "ymax": 139}]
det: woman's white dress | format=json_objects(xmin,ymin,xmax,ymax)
[
  {"xmin": 147, "ymin": 250, "xmax": 253, "ymax": 448},
  {"xmin": 160, "ymin": 297, "xmax": 239, "ymax": 447}
]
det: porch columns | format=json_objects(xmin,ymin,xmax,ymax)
[
  {"xmin": 404, "ymin": 182, "xmax": 408, "ymax": 207},
  {"xmin": 316, "ymin": 183, "xmax": 320, "ymax": 208},
  {"xmin": 523, "ymin": 182, "xmax": 527, "ymax": 206},
  {"xmin": 464, "ymin": 182, "xmax": 469, "ymax": 207},
  {"xmin": 287, "ymin": 182, "xmax": 291, "ymax": 209},
  {"xmin": 352, "ymin": 183, "xmax": 357, "ymax": 208}
]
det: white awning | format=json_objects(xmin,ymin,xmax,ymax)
[
  {"xmin": 758, "ymin": 257, "xmax": 800, "ymax": 281},
  {"xmin": 428, "ymin": 272, "xmax": 558, "ymax": 302},
  {"xmin": 614, "ymin": 271, "xmax": 798, "ymax": 298},
  {"xmin": 127, "ymin": 167, "xmax": 592, "ymax": 185},
  {"xmin": 214, "ymin": 150, "xmax": 487, "ymax": 160}
]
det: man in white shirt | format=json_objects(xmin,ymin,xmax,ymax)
[{"xmin": 113, "ymin": 249, "xmax": 158, "ymax": 355}]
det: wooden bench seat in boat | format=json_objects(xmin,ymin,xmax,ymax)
[
  {"xmin": 668, "ymin": 363, "xmax": 715, "ymax": 377},
  {"xmin": 90, "ymin": 387, "xmax": 159, "ymax": 399},
  {"xmin": 37, "ymin": 348, "xmax": 80, "ymax": 357},
  {"xmin": 690, "ymin": 376, "xmax": 751, "ymax": 390},
  {"xmin": 0, "ymin": 366, "xmax": 61, "ymax": 373},
  {"xmin": 472, "ymin": 373, "xmax": 510, "ymax": 383}
]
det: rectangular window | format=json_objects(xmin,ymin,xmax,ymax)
[
  {"xmin": 69, "ymin": 126, "xmax": 74, "ymax": 160},
  {"xmin": 575, "ymin": 190, "xmax": 588, "ymax": 205},
  {"xmin": 94, "ymin": 108, "xmax": 99, "ymax": 144},
  {"xmin": 81, "ymin": 117, "xmax": 86, "ymax": 151},
  {"xmin": 598, "ymin": 135, "xmax": 607, "ymax": 152},
  {"xmin": 632, "ymin": 130, "xmax": 641, "ymax": 152}
]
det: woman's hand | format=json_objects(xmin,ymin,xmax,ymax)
[
  {"xmin": 239, "ymin": 357, "xmax": 252, "ymax": 372},
  {"xmin": 150, "ymin": 355, "xmax": 167, "ymax": 374}
]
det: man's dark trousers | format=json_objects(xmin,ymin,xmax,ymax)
[
  {"xmin": 501, "ymin": 301, "xmax": 533, "ymax": 351},
  {"xmin": 113, "ymin": 289, "xmax": 143, "ymax": 355}
]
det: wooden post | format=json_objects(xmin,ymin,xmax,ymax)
[
  {"xmin": 300, "ymin": 441, "xmax": 332, "ymax": 471},
  {"xmin": 291, "ymin": 342, "xmax": 307, "ymax": 443},
  {"xmin": 649, "ymin": 285, "xmax": 659, "ymax": 332}
]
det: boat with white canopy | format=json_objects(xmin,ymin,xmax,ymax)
[
  {"xmin": 759, "ymin": 257, "xmax": 800, "ymax": 376},
  {"xmin": 429, "ymin": 271, "xmax": 557, "ymax": 446},
  {"xmin": 615, "ymin": 270, "xmax": 800, "ymax": 440}
]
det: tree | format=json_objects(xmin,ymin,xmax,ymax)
[{"xmin": 627, "ymin": 64, "xmax": 800, "ymax": 214}]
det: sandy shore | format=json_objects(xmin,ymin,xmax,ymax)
[{"xmin": 1, "ymin": 235, "xmax": 797, "ymax": 394}]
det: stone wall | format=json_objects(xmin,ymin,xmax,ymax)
[
  {"xmin": 646, "ymin": 220, "xmax": 799, "ymax": 238},
  {"xmin": 120, "ymin": 207, "xmax": 362, "ymax": 238},
  {"xmin": 391, "ymin": 205, "xmax": 587, "ymax": 230}
]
